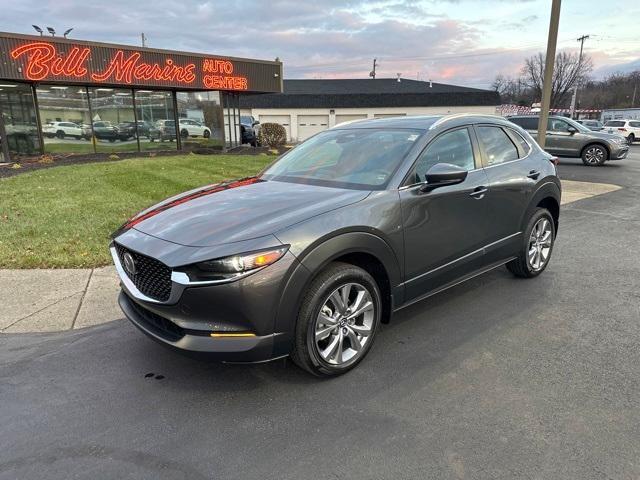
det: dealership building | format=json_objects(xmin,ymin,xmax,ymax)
[
  {"xmin": 0, "ymin": 31, "xmax": 282, "ymax": 162},
  {"xmin": 240, "ymin": 78, "xmax": 500, "ymax": 142}
]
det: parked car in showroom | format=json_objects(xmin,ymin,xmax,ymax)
[
  {"xmin": 91, "ymin": 121, "xmax": 121, "ymax": 142},
  {"xmin": 112, "ymin": 114, "xmax": 561, "ymax": 376},
  {"xmin": 508, "ymin": 115, "xmax": 629, "ymax": 166},
  {"xmin": 178, "ymin": 118, "xmax": 211, "ymax": 139},
  {"xmin": 149, "ymin": 120, "xmax": 177, "ymax": 142},
  {"xmin": 577, "ymin": 119, "xmax": 603, "ymax": 131},
  {"xmin": 116, "ymin": 122, "xmax": 138, "ymax": 141},
  {"xmin": 603, "ymin": 119, "xmax": 640, "ymax": 144},
  {"xmin": 240, "ymin": 115, "xmax": 260, "ymax": 146},
  {"xmin": 42, "ymin": 121, "xmax": 86, "ymax": 140}
]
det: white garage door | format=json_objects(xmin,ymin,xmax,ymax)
[
  {"xmin": 373, "ymin": 113, "xmax": 407, "ymax": 118},
  {"xmin": 259, "ymin": 115, "xmax": 291, "ymax": 141},
  {"xmin": 335, "ymin": 114, "xmax": 367, "ymax": 126},
  {"xmin": 297, "ymin": 115, "xmax": 329, "ymax": 141}
]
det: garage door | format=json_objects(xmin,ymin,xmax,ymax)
[
  {"xmin": 373, "ymin": 113, "xmax": 406, "ymax": 118},
  {"xmin": 259, "ymin": 115, "xmax": 291, "ymax": 141},
  {"xmin": 297, "ymin": 115, "xmax": 329, "ymax": 141},
  {"xmin": 335, "ymin": 114, "xmax": 367, "ymax": 126}
]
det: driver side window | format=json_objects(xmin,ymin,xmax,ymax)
[
  {"xmin": 548, "ymin": 118, "xmax": 570, "ymax": 132},
  {"xmin": 410, "ymin": 128, "xmax": 475, "ymax": 184}
]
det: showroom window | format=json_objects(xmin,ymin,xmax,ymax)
[
  {"xmin": 88, "ymin": 88, "xmax": 137, "ymax": 153},
  {"xmin": 36, "ymin": 85, "xmax": 93, "ymax": 155},
  {"xmin": 176, "ymin": 91, "xmax": 225, "ymax": 151},
  {"xmin": 134, "ymin": 90, "xmax": 177, "ymax": 152},
  {"xmin": 0, "ymin": 82, "xmax": 40, "ymax": 157}
]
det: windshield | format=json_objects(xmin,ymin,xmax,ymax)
[{"xmin": 261, "ymin": 128, "xmax": 423, "ymax": 190}]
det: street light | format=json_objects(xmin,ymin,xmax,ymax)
[
  {"xmin": 46, "ymin": 27, "xmax": 56, "ymax": 36},
  {"xmin": 63, "ymin": 28, "xmax": 73, "ymax": 38},
  {"xmin": 32, "ymin": 25, "xmax": 43, "ymax": 35}
]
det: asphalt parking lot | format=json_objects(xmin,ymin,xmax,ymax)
[{"xmin": 1, "ymin": 147, "xmax": 639, "ymax": 480}]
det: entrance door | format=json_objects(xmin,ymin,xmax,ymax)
[
  {"xmin": 0, "ymin": 82, "xmax": 40, "ymax": 157},
  {"xmin": 399, "ymin": 127, "xmax": 489, "ymax": 301}
]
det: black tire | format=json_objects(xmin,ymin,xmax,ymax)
[
  {"xmin": 506, "ymin": 208, "xmax": 556, "ymax": 278},
  {"xmin": 628, "ymin": 134, "xmax": 635, "ymax": 144},
  {"xmin": 180, "ymin": 129, "xmax": 189, "ymax": 139},
  {"xmin": 290, "ymin": 262, "xmax": 382, "ymax": 377},
  {"xmin": 74, "ymin": 135, "xmax": 82, "ymax": 140},
  {"xmin": 56, "ymin": 130, "xmax": 65, "ymax": 139},
  {"xmin": 203, "ymin": 129, "xmax": 210, "ymax": 138},
  {"xmin": 581, "ymin": 143, "xmax": 608, "ymax": 166}
]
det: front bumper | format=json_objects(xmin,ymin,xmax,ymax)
[
  {"xmin": 610, "ymin": 144, "xmax": 629, "ymax": 160},
  {"xmin": 111, "ymin": 236, "xmax": 301, "ymax": 362}
]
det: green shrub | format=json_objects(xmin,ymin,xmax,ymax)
[{"xmin": 258, "ymin": 122, "xmax": 287, "ymax": 147}]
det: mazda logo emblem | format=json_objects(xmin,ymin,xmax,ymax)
[{"xmin": 123, "ymin": 252, "xmax": 136, "ymax": 276}]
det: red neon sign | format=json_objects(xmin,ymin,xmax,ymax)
[{"xmin": 9, "ymin": 41, "xmax": 249, "ymax": 91}]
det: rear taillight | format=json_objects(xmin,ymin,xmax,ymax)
[
  {"xmin": 549, "ymin": 156, "xmax": 559, "ymax": 166},
  {"xmin": 618, "ymin": 128, "xmax": 627, "ymax": 132}
]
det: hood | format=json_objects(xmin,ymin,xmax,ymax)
[{"xmin": 122, "ymin": 177, "xmax": 370, "ymax": 247}]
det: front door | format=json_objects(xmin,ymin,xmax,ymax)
[{"xmin": 399, "ymin": 127, "xmax": 490, "ymax": 302}]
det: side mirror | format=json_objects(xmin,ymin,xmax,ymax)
[
  {"xmin": 419, "ymin": 163, "xmax": 468, "ymax": 192},
  {"xmin": 252, "ymin": 120, "xmax": 260, "ymax": 126},
  {"xmin": 567, "ymin": 126, "xmax": 578, "ymax": 134}
]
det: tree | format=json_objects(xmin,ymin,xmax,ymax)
[
  {"xmin": 521, "ymin": 51, "xmax": 593, "ymax": 108},
  {"xmin": 492, "ymin": 74, "xmax": 531, "ymax": 106}
]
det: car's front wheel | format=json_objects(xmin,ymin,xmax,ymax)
[
  {"xmin": 507, "ymin": 208, "xmax": 555, "ymax": 278},
  {"xmin": 581, "ymin": 144, "xmax": 608, "ymax": 166},
  {"xmin": 291, "ymin": 262, "xmax": 381, "ymax": 376}
]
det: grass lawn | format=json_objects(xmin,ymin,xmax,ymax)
[{"xmin": 0, "ymin": 154, "xmax": 272, "ymax": 268}]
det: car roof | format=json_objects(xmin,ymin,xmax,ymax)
[{"xmin": 334, "ymin": 113, "xmax": 514, "ymax": 131}]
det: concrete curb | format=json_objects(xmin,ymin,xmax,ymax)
[{"xmin": 0, "ymin": 179, "xmax": 622, "ymax": 334}]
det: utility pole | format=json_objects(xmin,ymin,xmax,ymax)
[
  {"xmin": 141, "ymin": 32, "xmax": 147, "ymax": 48},
  {"xmin": 537, "ymin": 0, "xmax": 562, "ymax": 148},
  {"xmin": 369, "ymin": 58, "xmax": 378, "ymax": 79},
  {"xmin": 631, "ymin": 83, "xmax": 637, "ymax": 108},
  {"xmin": 569, "ymin": 34, "xmax": 589, "ymax": 119}
]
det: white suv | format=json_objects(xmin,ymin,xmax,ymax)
[
  {"xmin": 42, "ymin": 121, "xmax": 86, "ymax": 140},
  {"xmin": 178, "ymin": 119, "xmax": 211, "ymax": 139},
  {"xmin": 603, "ymin": 120, "xmax": 640, "ymax": 144}
]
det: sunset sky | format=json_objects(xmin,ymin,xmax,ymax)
[{"xmin": 1, "ymin": 0, "xmax": 637, "ymax": 88}]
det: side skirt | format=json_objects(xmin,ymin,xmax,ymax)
[{"xmin": 393, "ymin": 257, "xmax": 517, "ymax": 313}]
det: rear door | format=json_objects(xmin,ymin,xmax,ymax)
[
  {"xmin": 474, "ymin": 124, "xmax": 540, "ymax": 263},
  {"xmin": 399, "ymin": 126, "xmax": 490, "ymax": 301}
]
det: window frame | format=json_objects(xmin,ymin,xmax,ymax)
[
  {"xmin": 400, "ymin": 125, "xmax": 481, "ymax": 188},
  {"xmin": 474, "ymin": 124, "xmax": 522, "ymax": 169},
  {"xmin": 503, "ymin": 126, "xmax": 532, "ymax": 159}
]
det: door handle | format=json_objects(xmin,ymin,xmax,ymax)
[
  {"xmin": 469, "ymin": 186, "xmax": 488, "ymax": 199},
  {"xmin": 527, "ymin": 170, "xmax": 540, "ymax": 180}
]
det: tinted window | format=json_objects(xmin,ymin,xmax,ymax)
[
  {"xmin": 510, "ymin": 117, "xmax": 538, "ymax": 130},
  {"xmin": 477, "ymin": 126, "xmax": 519, "ymax": 166},
  {"xmin": 605, "ymin": 121, "xmax": 625, "ymax": 127},
  {"xmin": 411, "ymin": 128, "xmax": 475, "ymax": 184},
  {"xmin": 263, "ymin": 128, "xmax": 422, "ymax": 190},
  {"xmin": 629, "ymin": 121, "xmax": 640, "ymax": 128},
  {"xmin": 507, "ymin": 129, "xmax": 531, "ymax": 156},
  {"xmin": 548, "ymin": 118, "xmax": 572, "ymax": 132}
]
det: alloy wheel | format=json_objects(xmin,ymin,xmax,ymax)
[
  {"xmin": 584, "ymin": 146, "xmax": 604, "ymax": 165},
  {"xmin": 314, "ymin": 282, "xmax": 375, "ymax": 365},
  {"xmin": 528, "ymin": 217, "xmax": 553, "ymax": 271}
]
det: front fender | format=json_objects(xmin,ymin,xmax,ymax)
[{"xmin": 270, "ymin": 231, "xmax": 403, "ymax": 357}]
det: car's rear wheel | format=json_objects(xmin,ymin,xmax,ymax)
[
  {"xmin": 581, "ymin": 144, "xmax": 607, "ymax": 166},
  {"xmin": 56, "ymin": 130, "xmax": 65, "ymax": 139},
  {"xmin": 628, "ymin": 134, "xmax": 635, "ymax": 144},
  {"xmin": 181, "ymin": 129, "xmax": 189, "ymax": 139},
  {"xmin": 291, "ymin": 262, "xmax": 381, "ymax": 376},
  {"xmin": 507, "ymin": 208, "xmax": 555, "ymax": 278}
]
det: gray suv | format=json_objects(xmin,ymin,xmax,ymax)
[
  {"xmin": 508, "ymin": 115, "xmax": 629, "ymax": 166},
  {"xmin": 112, "ymin": 114, "xmax": 561, "ymax": 376}
]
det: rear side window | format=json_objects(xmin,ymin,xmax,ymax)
[
  {"xmin": 605, "ymin": 121, "xmax": 625, "ymax": 127},
  {"xmin": 509, "ymin": 117, "xmax": 538, "ymax": 130},
  {"xmin": 476, "ymin": 126, "xmax": 519, "ymax": 166},
  {"xmin": 507, "ymin": 129, "xmax": 531, "ymax": 157},
  {"xmin": 410, "ymin": 128, "xmax": 475, "ymax": 184},
  {"xmin": 629, "ymin": 121, "xmax": 640, "ymax": 128}
]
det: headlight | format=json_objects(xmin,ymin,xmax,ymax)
[{"xmin": 181, "ymin": 246, "xmax": 289, "ymax": 282}]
